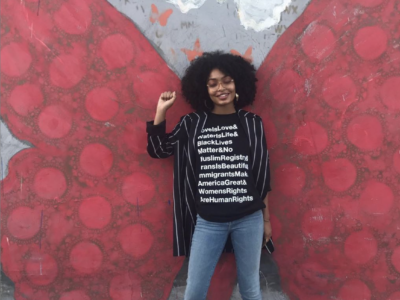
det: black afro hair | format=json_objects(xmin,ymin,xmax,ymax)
[{"xmin": 181, "ymin": 51, "xmax": 257, "ymax": 112}]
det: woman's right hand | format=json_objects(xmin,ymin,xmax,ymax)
[{"xmin": 157, "ymin": 91, "xmax": 176, "ymax": 112}]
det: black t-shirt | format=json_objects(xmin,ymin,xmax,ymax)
[{"xmin": 195, "ymin": 112, "xmax": 265, "ymax": 222}]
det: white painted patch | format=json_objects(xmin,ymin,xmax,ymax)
[
  {"xmin": 166, "ymin": 0, "xmax": 207, "ymax": 13},
  {"xmin": 1, "ymin": 120, "xmax": 30, "ymax": 178},
  {"xmin": 167, "ymin": 0, "xmax": 292, "ymax": 31},
  {"xmin": 234, "ymin": 0, "xmax": 292, "ymax": 31}
]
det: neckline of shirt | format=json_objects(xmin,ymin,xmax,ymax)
[{"xmin": 209, "ymin": 112, "xmax": 237, "ymax": 117}]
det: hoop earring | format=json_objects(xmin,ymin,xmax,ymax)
[
  {"xmin": 204, "ymin": 100, "xmax": 212, "ymax": 110},
  {"xmin": 235, "ymin": 93, "xmax": 239, "ymax": 103}
]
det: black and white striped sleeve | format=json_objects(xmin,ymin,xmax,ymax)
[
  {"xmin": 254, "ymin": 116, "xmax": 272, "ymax": 200},
  {"xmin": 146, "ymin": 116, "xmax": 187, "ymax": 159}
]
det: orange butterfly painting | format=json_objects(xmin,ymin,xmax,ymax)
[
  {"xmin": 150, "ymin": 4, "xmax": 173, "ymax": 27},
  {"xmin": 231, "ymin": 46, "xmax": 253, "ymax": 63}
]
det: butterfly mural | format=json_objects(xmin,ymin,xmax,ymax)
[
  {"xmin": 150, "ymin": 4, "xmax": 173, "ymax": 27},
  {"xmin": 231, "ymin": 46, "xmax": 253, "ymax": 63},
  {"xmin": 1, "ymin": 0, "xmax": 400, "ymax": 300}
]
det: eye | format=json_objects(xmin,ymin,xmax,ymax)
[
  {"xmin": 222, "ymin": 77, "xmax": 233, "ymax": 84},
  {"xmin": 207, "ymin": 80, "xmax": 218, "ymax": 88}
]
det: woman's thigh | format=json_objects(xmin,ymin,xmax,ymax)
[
  {"xmin": 185, "ymin": 215, "xmax": 230, "ymax": 300},
  {"xmin": 230, "ymin": 210, "xmax": 263, "ymax": 300}
]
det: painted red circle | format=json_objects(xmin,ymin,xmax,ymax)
[
  {"xmin": 14, "ymin": 285, "xmax": 49, "ymax": 300},
  {"xmin": 38, "ymin": 105, "xmax": 72, "ymax": 139},
  {"xmin": 7, "ymin": 207, "xmax": 41, "ymax": 239},
  {"xmin": 34, "ymin": 167, "xmax": 67, "ymax": 199},
  {"xmin": 270, "ymin": 70, "xmax": 304, "ymax": 104},
  {"xmin": 85, "ymin": 87, "xmax": 119, "ymax": 121},
  {"xmin": 79, "ymin": 143, "xmax": 113, "ymax": 177},
  {"xmin": 322, "ymin": 158, "xmax": 356, "ymax": 192},
  {"xmin": 121, "ymin": 172, "xmax": 155, "ymax": 205},
  {"xmin": 301, "ymin": 24, "xmax": 336, "ymax": 61},
  {"xmin": 338, "ymin": 279, "xmax": 371, "ymax": 300},
  {"xmin": 1, "ymin": 42, "xmax": 32, "ymax": 77},
  {"xmin": 344, "ymin": 230, "xmax": 377, "ymax": 264},
  {"xmin": 8, "ymin": 84, "xmax": 43, "ymax": 116},
  {"xmin": 381, "ymin": 77, "xmax": 400, "ymax": 111},
  {"xmin": 109, "ymin": 272, "xmax": 142, "ymax": 300},
  {"xmin": 100, "ymin": 34, "xmax": 134, "ymax": 69},
  {"xmin": 293, "ymin": 122, "xmax": 328, "ymax": 155},
  {"xmin": 322, "ymin": 74, "xmax": 357, "ymax": 110},
  {"xmin": 274, "ymin": 164, "xmax": 306, "ymax": 197},
  {"xmin": 347, "ymin": 115, "xmax": 383, "ymax": 151},
  {"xmin": 392, "ymin": 246, "xmax": 400, "ymax": 273},
  {"xmin": 393, "ymin": 148, "xmax": 400, "ymax": 174},
  {"xmin": 54, "ymin": 0, "xmax": 92, "ymax": 35},
  {"xmin": 353, "ymin": 26, "xmax": 387, "ymax": 60},
  {"xmin": 387, "ymin": 291, "xmax": 400, "ymax": 300},
  {"xmin": 352, "ymin": 0, "xmax": 384, "ymax": 8},
  {"xmin": 25, "ymin": 253, "xmax": 58, "ymax": 286},
  {"xmin": 49, "ymin": 54, "xmax": 86, "ymax": 88},
  {"xmin": 359, "ymin": 180, "xmax": 394, "ymax": 215},
  {"xmin": 118, "ymin": 224, "xmax": 154, "ymax": 258},
  {"xmin": 132, "ymin": 71, "xmax": 173, "ymax": 109},
  {"xmin": 79, "ymin": 196, "xmax": 112, "ymax": 229},
  {"xmin": 70, "ymin": 241, "xmax": 103, "ymax": 274},
  {"xmin": 60, "ymin": 290, "xmax": 90, "ymax": 300},
  {"xmin": 301, "ymin": 207, "xmax": 334, "ymax": 240}
]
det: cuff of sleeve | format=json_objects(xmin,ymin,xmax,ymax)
[{"xmin": 146, "ymin": 120, "xmax": 166, "ymax": 135}]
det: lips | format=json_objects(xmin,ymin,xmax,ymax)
[{"xmin": 216, "ymin": 93, "xmax": 230, "ymax": 100}]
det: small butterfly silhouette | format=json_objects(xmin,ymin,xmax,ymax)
[
  {"xmin": 150, "ymin": 4, "xmax": 173, "ymax": 27},
  {"xmin": 181, "ymin": 38, "xmax": 203, "ymax": 62},
  {"xmin": 231, "ymin": 46, "xmax": 253, "ymax": 63}
]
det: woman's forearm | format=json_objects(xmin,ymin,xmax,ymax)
[
  {"xmin": 262, "ymin": 194, "xmax": 270, "ymax": 222},
  {"xmin": 154, "ymin": 108, "xmax": 167, "ymax": 125},
  {"xmin": 154, "ymin": 91, "xmax": 176, "ymax": 125}
]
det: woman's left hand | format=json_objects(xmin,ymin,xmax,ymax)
[{"xmin": 264, "ymin": 221, "xmax": 272, "ymax": 243}]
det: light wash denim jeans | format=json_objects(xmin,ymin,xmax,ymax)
[{"xmin": 184, "ymin": 210, "xmax": 264, "ymax": 300}]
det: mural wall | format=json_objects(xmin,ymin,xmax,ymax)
[
  {"xmin": 1, "ymin": 0, "xmax": 400, "ymax": 299},
  {"xmin": 256, "ymin": 1, "xmax": 400, "ymax": 299}
]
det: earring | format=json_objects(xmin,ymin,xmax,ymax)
[
  {"xmin": 235, "ymin": 93, "xmax": 239, "ymax": 102},
  {"xmin": 204, "ymin": 100, "xmax": 212, "ymax": 110}
]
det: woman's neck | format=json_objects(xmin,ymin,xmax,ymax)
[{"xmin": 211, "ymin": 104, "xmax": 236, "ymax": 115}]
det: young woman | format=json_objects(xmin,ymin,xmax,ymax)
[{"xmin": 146, "ymin": 51, "xmax": 272, "ymax": 300}]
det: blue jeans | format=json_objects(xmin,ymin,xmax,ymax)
[{"xmin": 184, "ymin": 210, "xmax": 263, "ymax": 300}]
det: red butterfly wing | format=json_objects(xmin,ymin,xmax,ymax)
[
  {"xmin": 255, "ymin": 0, "xmax": 400, "ymax": 299},
  {"xmin": 1, "ymin": 0, "xmax": 189, "ymax": 299}
]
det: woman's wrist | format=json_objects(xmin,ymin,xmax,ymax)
[
  {"xmin": 154, "ymin": 109, "xmax": 167, "ymax": 125},
  {"xmin": 262, "ymin": 209, "xmax": 270, "ymax": 223}
]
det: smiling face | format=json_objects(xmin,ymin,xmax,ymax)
[{"xmin": 207, "ymin": 68, "xmax": 236, "ymax": 114}]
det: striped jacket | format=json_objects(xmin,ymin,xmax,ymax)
[{"xmin": 146, "ymin": 109, "xmax": 271, "ymax": 256}]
